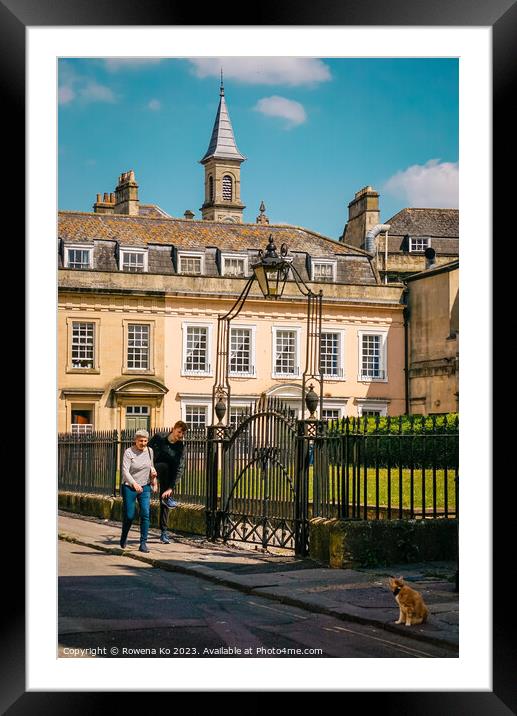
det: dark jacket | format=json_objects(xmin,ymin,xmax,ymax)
[{"xmin": 148, "ymin": 433, "xmax": 185, "ymax": 484}]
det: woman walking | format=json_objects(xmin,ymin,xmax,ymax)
[{"xmin": 120, "ymin": 429, "xmax": 157, "ymax": 553}]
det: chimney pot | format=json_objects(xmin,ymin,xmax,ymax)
[
  {"xmin": 96, "ymin": 194, "xmax": 102, "ymax": 203},
  {"xmin": 103, "ymin": 192, "xmax": 109, "ymax": 202},
  {"xmin": 110, "ymin": 193, "xmax": 115, "ymax": 203}
]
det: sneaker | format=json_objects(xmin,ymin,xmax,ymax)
[
  {"xmin": 120, "ymin": 538, "xmax": 127, "ymax": 549},
  {"xmin": 160, "ymin": 531, "xmax": 170, "ymax": 544},
  {"xmin": 138, "ymin": 543, "xmax": 150, "ymax": 553},
  {"xmin": 161, "ymin": 496, "xmax": 178, "ymax": 509}
]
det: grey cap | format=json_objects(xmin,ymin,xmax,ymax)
[{"xmin": 134, "ymin": 429, "xmax": 149, "ymax": 439}]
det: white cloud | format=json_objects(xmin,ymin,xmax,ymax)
[
  {"xmin": 189, "ymin": 57, "xmax": 331, "ymax": 86},
  {"xmin": 148, "ymin": 99, "xmax": 161, "ymax": 111},
  {"xmin": 254, "ymin": 96, "xmax": 307, "ymax": 128},
  {"xmin": 104, "ymin": 58, "xmax": 164, "ymax": 72},
  {"xmin": 59, "ymin": 64, "xmax": 116, "ymax": 106},
  {"xmin": 383, "ymin": 159, "xmax": 459, "ymax": 208},
  {"xmin": 79, "ymin": 81, "xmax": 116, "ymax": 104},
  {"xmin": 58, "ymin": 85, "xmax": 75, "ymax": 105}
]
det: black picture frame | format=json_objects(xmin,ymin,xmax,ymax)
[{"xmin": 9, "ymin": 0, "xmax": 512, "ymax": 711}]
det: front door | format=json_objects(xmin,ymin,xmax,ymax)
[{"xmin": 125, "ymin": 406, "xmax": 150, "ymax": 432}]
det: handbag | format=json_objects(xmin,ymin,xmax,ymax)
[{"xmin": 148, "ymin": 446, "xmax": 158, "ymax": 488}]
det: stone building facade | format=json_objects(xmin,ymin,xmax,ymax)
[
  {"xmin": 56, "ymin": 80, "xmax": 435, "ymax": 434},
  {"xmin": 405, "ymin": 261, "xmax": 459, "ymax": 415},
  {"xmin": 340, "ymin": 186, "xmax": 459, "ymax": 283}
]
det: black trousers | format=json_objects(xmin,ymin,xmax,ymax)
[{"xmin": 155, "ymin": 462, "xmax": 176, "ymax": 532}]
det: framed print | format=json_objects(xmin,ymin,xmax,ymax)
[{"xmin": 7, "ymin": 0, "xmax": 514, "ymax": 710}]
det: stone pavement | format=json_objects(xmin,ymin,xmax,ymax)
[{"xmin": 58, "ymin": 511, "xmax": 459, "ymax": 652}]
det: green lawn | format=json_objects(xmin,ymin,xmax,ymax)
[{"xmin": 310, "ymin": 467, "xmax": 457, "ymax": 513}]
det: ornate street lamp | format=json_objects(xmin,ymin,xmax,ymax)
[
  {"xmin": 212, "ymin": 235, "xmax": 323, "ymax": 425},
  {"xmin": 251, "ymin": 236, "xmax": 292, "ymax": 299}
]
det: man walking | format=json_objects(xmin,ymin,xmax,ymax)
[{"xmin": 148, "ymin": 421, "xmax": 187, "ymax": 544}]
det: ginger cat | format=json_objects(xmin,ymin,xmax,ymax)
[{"xmin": 389, "ymin": 576, "xmax": 429, "ymax": 626}]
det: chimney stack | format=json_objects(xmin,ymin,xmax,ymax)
[
  {"xmin": 114, "ymin": 169, "xmax": 140, "ymax": 215},
  {"xmin": 340, "ymin": 186, "xmax": 380, "ymax": 249},
  {"xmin": 93, "ymin": 190, "xmax": 115, "ymax": 214}
]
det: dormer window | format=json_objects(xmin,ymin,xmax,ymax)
[
  {"xmin": 120, "ymin": 248, "xmax": 148, "ymax": 273},
  {"xmin": 222, "ymin": 175, "xmax": 233, "ymax": 201},
  {"xmin": 64, "ymin": 245, "xmax": 92, "ymax": 270},
  {"xmin": 178, "ymin": 251, "xmax": 204, "ymax": 275},
  {"xmin": 311, "ymin": 259, "xmax": 337, "ymax": 283},
  {"xmin": 409, "ymin": 237, "xmax": 431, "ymax": 252},
  {"xmin": 222, "ymin": 253, "xmax": 248, "ymax": 277}
]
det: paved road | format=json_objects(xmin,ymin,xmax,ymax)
[{"xmin": 59, "ymin": 542, "xmax": 454, "ymax": 659}]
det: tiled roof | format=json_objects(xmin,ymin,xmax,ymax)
[
  {"xmin": 384, "ymin": 208, "xmax": 458, "ymax": 238},
  {"xmin": 58, "ymin": 211, "xmax": 370, "ymax": 259},
  {"xmin": 138, "ymin": 204, "xmax": 172, "ymax": 218}
]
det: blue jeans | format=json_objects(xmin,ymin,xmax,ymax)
[{"xmin": 121, "ymin": 484, "xmax": 151, "ymax": 544}]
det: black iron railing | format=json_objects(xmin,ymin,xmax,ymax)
[
  {"xmin": 304, "ymin": 414, "xmax": 459, "ymax": 520},
  {"xmin": 58, "ymin": 430, "xmax": 119, "ymax": 496},
  {"xmin": 59, "ymin": 427, "xmax": 209, "ymax": 504},
  {"xmin": 58, "ymin": 414, "xmax": 459, "ymax": 532}
]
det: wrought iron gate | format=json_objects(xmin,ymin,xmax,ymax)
[{"xmin": 206, "ymin": 397, "xmax": 308, "ymax": 553}]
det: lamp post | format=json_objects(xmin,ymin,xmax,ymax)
[{"xmin": 211, "ymin": 235, "xmax": 323, "ymax": 425}]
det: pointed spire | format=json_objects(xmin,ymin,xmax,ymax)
[
  {"xmin": 256, "ymin": 200, "xmax": 270, "ymax": 225},
  {"xmin": 200, "ymin": 80, "xmax": 246, "ymax": 164}
]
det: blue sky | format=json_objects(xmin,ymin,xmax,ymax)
[{"xmin": 58, "ymin": 57, "xmax": 458, "ymax": 239}]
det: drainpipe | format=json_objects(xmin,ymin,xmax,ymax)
[
  {"xmin": 364, "ymin": 223, "xmax": 390, "ymax": 283},
  {"xmin": 402, "ymin": 283, "xmax": 410, "ymax": 415}
]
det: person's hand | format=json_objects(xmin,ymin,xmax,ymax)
[
  {"xmin": 151, "ymin": 482, "xmax": 158, "ymax": 493},
  {"xmin": 161, "ymin": 488, "xmax": 172, "ymax": 499},
  {"xmin": 134, "ymin": 484, "xmax": 143, "ymax": 493},
  {"xmin": 150, "ymin": 468, "xmax": 157, "ymax": 478}
]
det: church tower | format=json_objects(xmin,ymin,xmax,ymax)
[{"xmin": 200, "ymin": 75, "xmax": 246, "ymax": 223}]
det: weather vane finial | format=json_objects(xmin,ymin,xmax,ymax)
[{"xmin": 220, "ymin": 67, "xmax": 224, "ymax": 96}]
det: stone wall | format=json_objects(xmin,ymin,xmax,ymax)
[{"xmin": 59, "ymin": 492, "xmax": 458, "ymax": 569}]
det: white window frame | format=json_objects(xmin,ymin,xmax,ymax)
[
  {"xmin": 180, "ymin": 397, "xmax": 211, "ymax": 428},
  {"xmin": 356, "ymin": 400, "xmax": 388, "ymax": 418},
  {"xmin": 321, "ymin": 404, "xmax": 346, "ymax": 421},
  {"xmin": 228, "ymin": 403, "xmax": 250, "ymax": 426},
  {"xmin": 126, "ymin": 405, "xmax": 150, "ymax": 416},
  {"xmin": 221, "ymin": 253, "xmax": 249, "ymax": 278},
  {"xmin": 409, "ymin": 237, "xmax": 431, "ymax": 252},
  {"xmin": 178, "ymin": 251, "xmax": 205, "ymax": 275},
  {"xmin": 320, "ymin": 328, "xmax": 345, "ymax": 380},
  {"xmin": 357, "ymin": 330, "xmax": 388, "ymax": 382},
  {"xmin": 181, "ymin": 322, "xmax": 213, "ymax": 377},
  {"xmin": 64, "ymin": 244, "xmax": 93, "ymax": 269},
  {"xmin": 229, "ymin": 324, "xmax": 256, "ymax": 377},
  {"xmin": 119, "ymin": 247, "xmax": 149, "ymax": 273},
  {"xmin": 272, "ymin": 325, "xmax": 302, "ymax": 379},
  {"xmin": 123, "ymin": 320, "xmax": 154, "ymax": 374},
  {"xmin": 183, "ymin": 403, "xmax": 209, "ymax": 429},
  {"xmin": 71, "ymin": 423, "xmax": 94, "ymax": 435},
  {"xmin": 311, "ymin": 258, "xmax": 337, "ymax": 283},
  {"xmin": 66, "ymin": 317, "xmax": 100, "ymax": 373}
]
